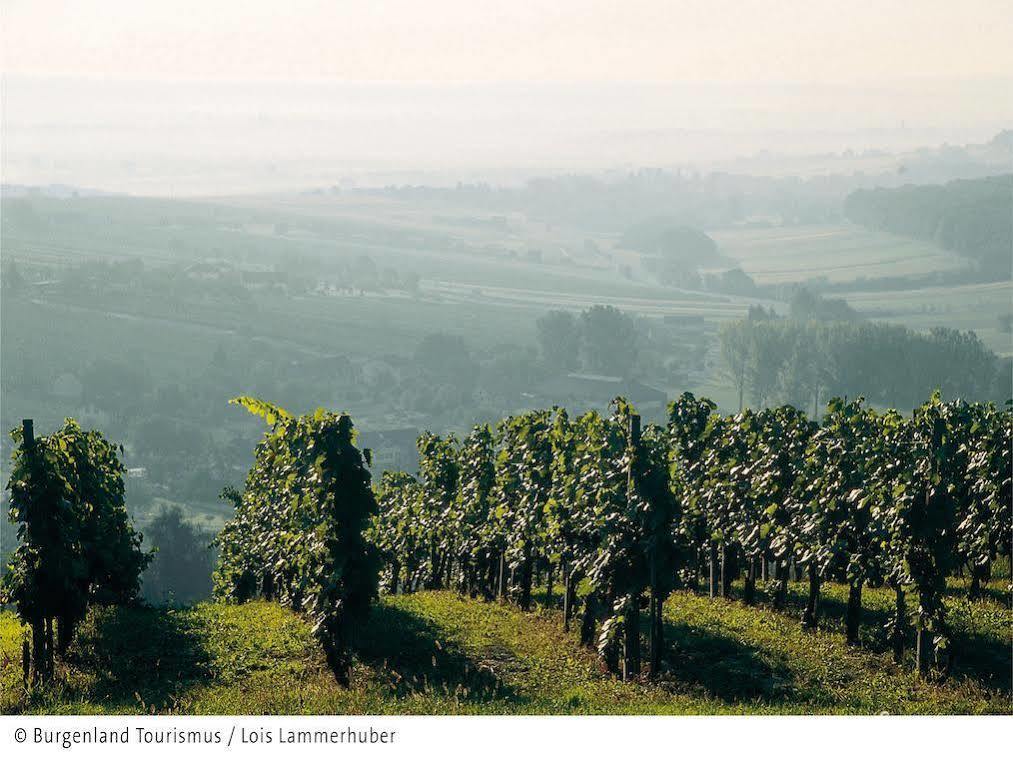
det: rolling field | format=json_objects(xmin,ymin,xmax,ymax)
[
  {"xmin": 709, "ymin": 225, "xmax": 972, "ymax": 285},
  {"xmin": 7, "ymin": 195, "xmax": 1002, "ymax": 349},
  {"xmin": 2, "ymin": 578, "xmax": 1008, "ymax": 715}
]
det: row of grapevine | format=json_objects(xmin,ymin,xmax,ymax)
[
  {"xmin": 370, "ymin": 402, "xmax": 682, "ymax": 678},
  {"xmin": 370, "ymin": 393, "xmax": 1010, "ymax": 678},
  {"xmin": 2, "ymin": 419, "xmax": 150, "ymax": 685},
  {"xmin": 213, "ymin": 398, "xmax": 379, "ymax": 685}
]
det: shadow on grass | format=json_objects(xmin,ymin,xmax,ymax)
[
  {"xmin": 723, "ymin": 581, "xmax": 1012, "ymax": 695},
  {"xmin": 944, "ymin": 580, "xmax": 1009, "ymax": 605},
  {"xmin": 776, "ymin": 585, "xmax": 894, "ymax": 650},
  {"xmin": 71, "ymin": 605, "xmax": 211, "ymax": 711},
  {"xmin": 948, "ymin": 630, "xmax": 1013, "ymax": 694},
  {"xmin": 658, "ymin": 617, "xmax": 798, "ymax": 703},
  {"xmin": 351, "ymin": 602, "xmax": 525, "ymax": 704}
]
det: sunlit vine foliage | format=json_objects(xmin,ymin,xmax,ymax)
[
  {"xmin": 213, "ymin": 398, "xmax": 379, "ymax": 685},
  {"xmin": 3, "ymin": 419, "xmax": 149, "ymax": 683},
  {"xmin": 368, "ymin": 393, "xmax": 1009, "ymax": 679}
]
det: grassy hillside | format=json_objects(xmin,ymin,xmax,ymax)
[
  {"xmin": 2, "ymin": 579, "xmax": 1008, "ymax": 715},
  {"xmin": 710, "ymin": 225, "xmax": 971, "ymax": 285}
]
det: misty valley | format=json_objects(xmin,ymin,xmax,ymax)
[
  {"xmin": 1, "ymin": 129, "xmax": 1011, "ymax": 718},
  {"xmin": 3, "ymin": 139, "xmax": 1010, "ymax": 549}
]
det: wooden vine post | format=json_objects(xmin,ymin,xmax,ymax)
[
  {"xmin": 647, "ymin": 406, "xmax": 664, "ymax": 679},
  {"xmin": 622, "ymin": 413, "xmax": 642, "ymax": 681},
  {"xmin": 21, "ymin": 418, "xmax": 50, "ymax": 686}
]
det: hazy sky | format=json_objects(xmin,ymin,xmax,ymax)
[
  {"xmin": 3, "ymin": 1, "xmax": 1011, "ymax": 194},
  {"xmin": 4, "ymin": 0, "xmax": 1013, "ymax": 83}
]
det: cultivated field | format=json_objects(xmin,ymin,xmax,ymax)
[
  {"xmin": 840, "ymin": 280, "xmax": 1013, "ymax": 355},
  {"xmin": 709, "ymin": 225, "xmax": 972, "ymax": 285}
]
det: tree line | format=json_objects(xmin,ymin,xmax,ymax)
[
  {"xmin": 720, "ymin": 315, "xmax": 1008, "ymax": 413},
  {"xmin": 844, "ymin": 174, "xmax": 1013, "ymax": 279}
]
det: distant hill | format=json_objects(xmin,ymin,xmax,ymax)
[
  {"xmin": 619, "ymin": 220, "xmax": 734, "ymax": 289},
  {"xmin": 619, "ymin": 220, "xmax": 729, "ymax": 266},
  {"xmin": 1, "ymin": 183, "xmax": 109, "ymax": 198}
]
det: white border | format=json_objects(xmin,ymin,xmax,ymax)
[{"xmin": 2, "ymin": 715, "xmax": 1010, "ymax": 766}]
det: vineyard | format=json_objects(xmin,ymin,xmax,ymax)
[
  {"xmin": 213, "ymin": 391, "xmax": 1009, "ymax": 684},
  {"xmin": 2, "ymin": 392, "xmax": 1010, "ymax": 714},
  {"xmin": 362, "ymin": 393, "xmax": 1010, "ymax": 678}
]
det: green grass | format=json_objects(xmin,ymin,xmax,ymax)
[
  {"xmin": 709, "ymin": 225, "xmax": 971, "ymax": 285},
  {"xmin": 2, "ymin": 578, "xmax": 1008, "ymax": 715}
]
